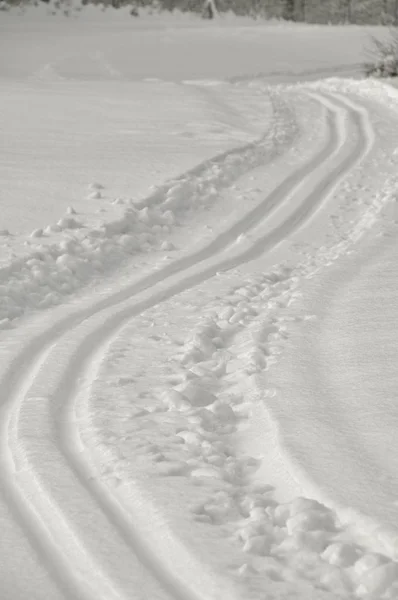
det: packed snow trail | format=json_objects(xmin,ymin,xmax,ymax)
[{"xmin": 0, "ymin": 90, "xmax": 372, "ymax": 599}]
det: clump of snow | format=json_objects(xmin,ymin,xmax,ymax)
[
  {"xmin": 88, "ymin": 182, "xmax": 104, "ymax": 191},
  {"xmin": 160, "ymin": 240, "xmax": 175, "ymax": 251},
  {"xmin": 155, "ymin": 461, "xmax": 188, "ymax": 476},
  {"xmin": 354, "ymin": 552, "xmax": 389, "ymax": 577},
  {"xmin": 175, "ymin": 381, "xmax": 217, "ymax": 407},
  {"xmin": 286, "ymin": 502, "xmax": 337, "ymax": 535},
  {"xmin": 355, "ymin": 561, "xmax": 398, "ymax": 597},
  {"xmin": 30, "ymin": 228, "xmax": 44, "ymax": 238},
  {"xmin": 88, "ymin": 190, "xmax": 102, "ymax": 200},
  {"xmin": 44, "ymin": 224, "xmax": 62, "ymax": 235},
  {"xmin": 57, "ymin": 216, "xmax": 83, "ymax": 230},
  {"xmin": 161, "ymin": 389, "xmax": 191, "ymax": 411},
  {"xmin": 322, "ymin": 541, "xmax": 360, "ymax": 567}
]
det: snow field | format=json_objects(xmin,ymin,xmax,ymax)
[
  {"xmin": 1, "ymin": 79, "xmax": 396, "ymax": 600},
  {"xmin": 5, "ymin": 4, "xmax": 398, "ymax": 598},
  {"xmin": 261, "ymin": 207, "xmax": 398, "ymax": 545},
  {"xmin": 82, "ymin": 253, "xmax": 393, "ymax": 598},
  {"xmin": 0, "ymin": 84, "xmax": 292, "ymax": 329},
  {"xmin": 6, "ymin": 248, "xmax": 278, "ymax": 600},
  {"xmin": 265, "ymin": 85, "xmax": 398, "ymax": 275},
  {"xmin": 0, "ymin": 3, "xmax": 386, "ymax": 83},
  {"xmin": 0, "ymin": 96, "xmax": 358, "ymax": 600},
  {"xmin": 0, "ymin": 77, "xmax": 397, "ymax": 600},
  {"xmin": 1, "ymin": 15, "xmax": 393, "ymax": 338},
  {"xmin": 0, "ymin": 82, "xmax": 331, "ymax": 332},
  {"xmin": 0, "ymin": 76, "xmax": 274, "ymax": 237},
  {"xmin": 309, "ymin": 77, "xmax": 398, "ymax": 115},
  {"xmin": 75, "ymin": 123, "xmax": 398, "ymax": 599}
]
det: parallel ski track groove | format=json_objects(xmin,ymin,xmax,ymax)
[{"xmin": 1, "ymin": 91, "xmax": 373, "ymax": 600}]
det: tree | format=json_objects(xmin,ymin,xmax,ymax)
[
  {"xmin": 300, "ymin": 0, "xmax": 305, "ymax": 21},
  {"xmin": 345, "ymin": 0, "xmax": 352, "ymax": 23},
  {"xmin": 202, "ymin": 0, "xmax": 218, "ymax": 18},
  {"xmin": 283, "ymin": 0, "xmax": 295, "ymax": 20}
]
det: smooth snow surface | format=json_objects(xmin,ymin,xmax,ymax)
[{"xmin": 3, "ymin": 5, "xmax": 398, "ymax": 600}]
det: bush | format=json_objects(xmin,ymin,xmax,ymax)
[{"xmin": 364, "ymin": 29, "xmax": 398, "ymax": 78}]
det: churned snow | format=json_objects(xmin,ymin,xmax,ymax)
[{"xmin": 2, "ymin": 3, "xmax": 398, "ymax": 600}]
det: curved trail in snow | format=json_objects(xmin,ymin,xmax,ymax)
[{"xmin": 0, "ymin": 91, "xmax": 374, "ymax": 599}]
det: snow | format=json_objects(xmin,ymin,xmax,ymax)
[{"xmin": 3, "ymin": 2, "xmax": 398, "ymax": 599}]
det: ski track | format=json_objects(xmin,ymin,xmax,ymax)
[{"xmin": 0, "ymin": 90, "xmax": 374, "ymax": 598}]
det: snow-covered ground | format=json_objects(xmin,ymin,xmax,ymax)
[{"xmin": 2, "ymin": 4, "xmax": 398, "ymax": 599}]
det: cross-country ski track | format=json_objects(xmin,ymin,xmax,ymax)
[{"xmin": 2, "ymin": 86, "xmax": 398, "ymax": 599}]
